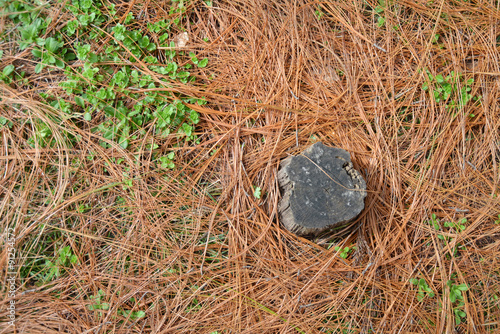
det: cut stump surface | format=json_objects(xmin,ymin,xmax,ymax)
[{"xmin": 278, "ymin": 142, "xmax": 367, "ymax": 236}]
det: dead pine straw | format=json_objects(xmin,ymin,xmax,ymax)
[{"xmin": 1, "ymin": 0, "xmax": 500, "ymax": 333}]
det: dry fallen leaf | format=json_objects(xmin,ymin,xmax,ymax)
[{"xmin": 173, "ymin": 32, "xmax": 189, "ymax": 48}]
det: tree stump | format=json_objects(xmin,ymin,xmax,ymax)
[{"xmin": 278, "ymin": 142, "xmax": 367, "ymax": 237}]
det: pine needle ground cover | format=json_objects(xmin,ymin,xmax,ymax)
[{"xmin": 1, "ymin": 0, "xmax": 499, "ymax": 333}]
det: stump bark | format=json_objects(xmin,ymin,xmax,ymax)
[{"xmin": 278, "ymin": 142, "xmax": 367, "ymax": 236}]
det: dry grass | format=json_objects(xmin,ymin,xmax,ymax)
[{"xmin": 1, "ymin": 0, "xmax": 500, "ymax": 333}]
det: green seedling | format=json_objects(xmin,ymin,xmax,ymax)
[
  {"xmin": 169, "ymin": 0, "xmax": 189, "ymax": 26},
  {"xmin": 42, "ymin": 246, "xmax": 78, "ymax": 282},
  {"xmin": 443, "ymin": 218, "xmax": 466, "ymax": 232},
  {"xmin": 117, "ymin": 309, "xmax": 146, "ymax": 320},
  {"xmin": 32, "ymin": 37, "xmax": 67, "ymax": 73},
  {"xmin": 447, "ymin": 279, "xmax": 468, "ymax": 325},
  {"xmin": 448, "ymin": 280, "xmax": 468, "ymax": 303},
  {"xmin": 189, "ymin": 52, "xmax": 209, "ymax": 68},
  {"xmin": 426, "ymin": 214, "xmax": 467, "ymax": 257},
  {"xmin": 253, "ymin": 186, "xmax": 262, "ymax": 199},
  {"xmin": 5, "ymin": 0, "xmax": 39, "ymax": 25},
  {"xmin": 77, "ymin": 203, "xmax": 91, "ymax": 213},
  {"xmin": 122, "ymin": 173, "xmax": 133, "ymax": 190},
  {"xmin": 0, "ymin": 64, "xmax": 15, "ymax": 83},
  {"xmin": 0, "ymin": 116, "xmax": 14, "ymax": 129},
  {"xmin": 421, "ymin": 69, "xmax": 480, "ymax": 116},
  {"xmin": 18, "ymin": 18, "xmax": 46, "ymax": 49},
  {"xmin": 158, "ymin": 152, "xmax": 176, "ymax": 169},
  {"xmin": 333, "ymin": 245, "xmax": 356, "ymax": 259},
  {"xmin": 410, "ymin": 277, "xmax": 435, "ymax": 301},
  {"xmin": 377, "ymin": 16, "xmax": 386, "ymax": 27},
  {"xmin": 88, "ymin": 289, "xmax": 110, "ymax": 311},
  {"xmin": 375, "ymin": 0, "xmax": 386, "ymax": 27},
  {"xmin": 315, "ymin": 5, "xmax": 324, "ymax": 20},
  {"xmin": 431, "ymin": 33, "xmax": 440, "ymax": 44},
  {"xmin": 88, "ymin": 290, "xmax": 147, "ymax": 320},
  {"xmin": 147, "ymin": 19, "xmax": 170, "ymax": 33},
  {"xmin": 453, "ymin": 302, "xmax": 467, "ymax": 325},
  {"xmin": 27, "ymin": 119, "xmax": 55, "ymax": 148}
]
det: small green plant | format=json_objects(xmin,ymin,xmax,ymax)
[
  {"xmin": 253, "ymin": 186, "xmax": 262, "ymax": 199},
  {"xmin": 421, "ymin": 69, "xmax": 480, "ymax": 116},
  {"xmin": 147, "ymin": 19, "xmax": 170, "ymax": 33},
  {"xmin": 332, "ymin": 245, "xmax": 356, "ymax": 259},
  {"xmin": 494, "ymin": 214, "xmax": 500, "ymax": 224},
  {"xmin": 431, "ymin": 33, "xmax": 440, "ymax": 44},
  {"xmin": 42, "ymin": 245, "xmax": 79, "ymax": 282},
  {"xmin": 0, "ymin": 64, "xmax": 15, "ymax": 83},
  {"xmin": 122, "ymin": 173, "xmax": 133, "ymax": 190},
  {"xmin": 77, "ymin": 203, "xmax": 91, "ymax": 213},
  {"xmin": 189, "ymin": 52, "xmax": 209, "ymax": 68},
  {"xmin": 442, "ymin": 218, "xmax": 466, "ymax": 233},
  {"xmin": 158, "ymin": 152, "xmax": 176, "ymax": 169},
  {"xmin": 18, "ymin": 18, "xmax": 47, "ymax": 49},
  {"xmin": 314, "ymin": 5, "xmax": 324, "ymax": 20},
  {"xmin": 4, "ymin": 0, "xmax": 39, "ymax": 26},
  {"xmin": 447, "ymin": 278, "xmax": 468, "ymax": 325},
  {"xmin": 26, "ymin": 118, "xmax": 57, "ymax": 148},
  {"xmin": 374, "ymin": 0, "xmax": 386, "ymax": 28},
  {"xmin": 31, "ymin": 37, "xmax": 68, "ymax": 73},
  {"xmin": 0, "ymin": 116, "xmax": 13, "ymax": 129},
  {"xmin": 87, "ymin": 290, "xmax": 146, "ymax": 320},
  {"xmin": 88, "ymin": 289, "xmax": 110, "ymax": 311},
  {"xmin": 448, "ymin": 280, "xmax": 468, "ymax": 303},
  {"xmin": 410, "ymin": 277, "xmax": 435, "ymax": 301},
  {"xmin": 426, "ymin": 214, "xmax": 467, "ymax": 257},
  {"xmin": 168, "ymin": 0, "xmax": 191, "ymax": 26},
  {"xmin": 117, "ymin": 309, "xmax": 146, "ymax": 320}
]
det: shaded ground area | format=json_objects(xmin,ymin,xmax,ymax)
[{"xmin": 1, "ymin": 0, "xmax": 500, "ymax": 333}]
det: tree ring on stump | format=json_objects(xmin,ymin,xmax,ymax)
[{"xmin": 278, "ymin": 142, "xmax": 367, "ymax": 237}]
